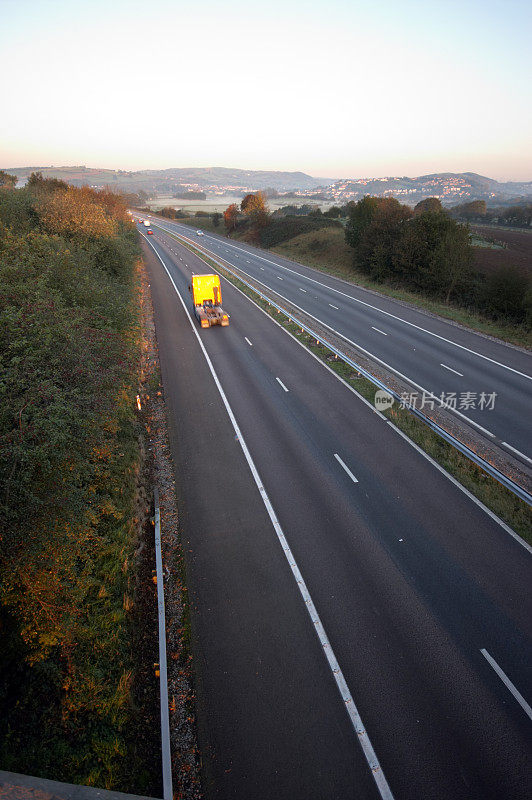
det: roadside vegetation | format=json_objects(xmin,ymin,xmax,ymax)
[
  {"xmin": 172, "ymin": 193, "xmax": 531, "ymax": 348},
  {"xmin": 0, "ymin": 174, "xmax": 160, "ymax": 792}
]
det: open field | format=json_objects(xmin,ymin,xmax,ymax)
[
  {"xmin": 471, "ymin": 224, "xmax": 532, "ymax": 277},
  {"xmin": 146, "ymin": 194, "xmax": 338, "ymax": 214}
]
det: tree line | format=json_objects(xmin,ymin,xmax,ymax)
[
  {"xmin": 345, "ymin": 196, "xmax": 530, "ymax": 323},
  {"xmin": 222, "ymin": 192, "xmax": 341, "ymax": 246},
  {"xmin": 449, "ymin": 200, "xmax": 532, "ymax": 227}
]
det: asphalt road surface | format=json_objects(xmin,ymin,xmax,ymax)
[
  {"xmin": 145, "ymin": 216, "xmax": 532, "ymax": 468},
  {"xmin": 141, "ymin": 229, "xmax": 532, "ymax": 800}
]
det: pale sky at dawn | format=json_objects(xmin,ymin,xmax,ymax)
[{"xmin": 1, "ymin": 0, "xmax": 531, "ymax": 180}]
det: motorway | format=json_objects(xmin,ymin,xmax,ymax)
[
  {"xmin": 140, "ymin": 228, "xmax": 532, "ymax": 800},
  {"xmin": 144, "ymin": 216, "xmax": 532, "ymax": 469}
]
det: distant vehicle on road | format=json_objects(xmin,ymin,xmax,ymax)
[
  {"xmin": 189, "ymin": 274, "xmax": 229, "ymax": 328},
  {"xmin": 196, "ymin": 230, "xmax": 204, "ymax": 236},
  {"xmin": 147, "ymin": 229, "xmax": 153, "ymax": 235},
  {"xmin": 143, "ymin": 220, "xmax": 151, "ymax": 227}
]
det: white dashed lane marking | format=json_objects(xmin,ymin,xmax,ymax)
[
  {"xmin": 440, "ymin": 363, "xmax": 464, "ymax": 377},
  {"xmin": 334, "ymin": 454, "xmax": 359, "ymax": 484}
]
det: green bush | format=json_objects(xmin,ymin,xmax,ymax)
[
  {"xmin": 479, "ymin": 266, "xmax": 530, "ymax": 321},
  {"xmin": 259, "ymin": 215, "xmax": 341, "ymax": 248}
]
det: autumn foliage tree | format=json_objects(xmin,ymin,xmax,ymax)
[
  {"xmin": 241, "ymin": 191, "xmax": 269, "ymax": 229},
  {"xmin": 223, "ymin": 203, "xmax": 239, "ymax": 232},
  {"xmin": 0, "ymin": 170, "xmax": 17, "ymax": 189},
  {"xmin": 37, "ymin": 185, "xmax": 118, "ymax": 239}
]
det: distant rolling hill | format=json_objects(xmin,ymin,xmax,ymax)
[
  {"xmin": 329, "ymin": 172, "xmax": 532, "ymax": 206},
  {"xmin": 4, "ymin": 166, "xmax": 530, "ymax": 206},
  {"xmin": 6, "ymin": 165, "xmax": 333, "ymax": 193}
]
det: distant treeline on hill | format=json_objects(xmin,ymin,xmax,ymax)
[
  {"xmin": 173, "ymin": 191, "xmax": 206, "ymax": 200},
  {"xmin": 450, "ymin": 200, "xmax": 532, "ymax": 227}
]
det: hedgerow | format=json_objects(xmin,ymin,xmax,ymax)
[{"xmin": 0, "ymin": 178, "xmax": 154, "ymax": 790}]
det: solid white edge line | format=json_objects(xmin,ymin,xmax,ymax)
[
  {"xmin": 245, "ymin": 337, "xmax": 253, "ymax": 346},
  {"xmin": 440, "ymin": 363, "xmax": 464, "ymax": 377},
  {"xmin": 149, "ymin": 227, "xmax": 530, "ymax": 552},
  {"xmin": 480, "ymin": 649, "xmax": 532, "ymax": 721},
  {"xmin": 387, "ymin": 421, "xmax": 532, "ymax": 555},
  {"xmin": 276, "ymin": 377, "xmax": 289, "ymax": 392},
  {"xmin": 500, "ymin": 441, "xmax": 532, "ymax": 466},
  {"xmin": 171, "ymin": 226, "xmax": 531, "ymax": 381},
  {"xmin": 334, "ymin": 453, "xmax": 359, "ymax": 484},
  {"xmin": 372, "ymin": 327, "xmax": 388, "ymax": 336},
  {"xmin": 142, "ymin": 233, "xmax": 394, "ymax": 799}
]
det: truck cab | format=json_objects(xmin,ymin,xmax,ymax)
[{"xmin": 189, "ymin": 274, "xmax": 229, "ymax": 328}]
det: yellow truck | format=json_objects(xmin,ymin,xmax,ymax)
[{"xmin": 189, "ymin": 274, "xmax": 229, "ymax": 328}]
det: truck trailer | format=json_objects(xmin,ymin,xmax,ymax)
[{"xmin": 189, "ymin": 274, "xmax": 229, "ymax": 328}]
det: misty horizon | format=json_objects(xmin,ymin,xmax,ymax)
[{"xmin": 2, "ymin": 1, "xmax": 530, "ymax": 184}]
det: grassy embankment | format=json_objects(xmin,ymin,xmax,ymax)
[
  {"xmin": 0, "ymin": 178, "xmax": 160, "ymax": 792},
  {"xmin": 177, "ymin": 216, "xmax": 531, "ymax": 348},
  {"xmin": 166, "ymin": 230, "xmax": 531, "ymax": 546}
]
